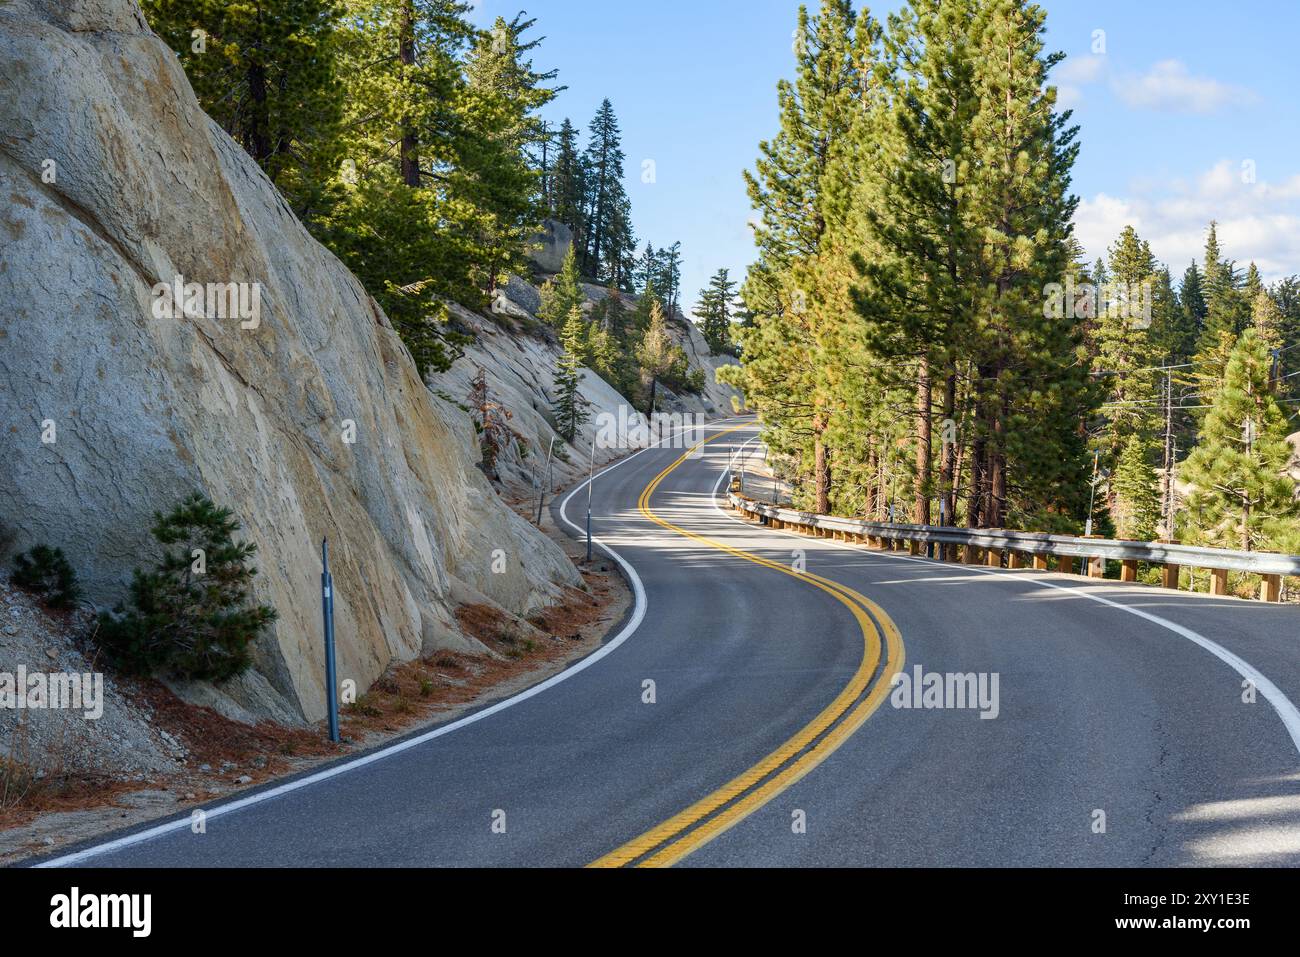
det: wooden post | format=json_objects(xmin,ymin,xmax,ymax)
[
  {"xmin": 1033, "ymin": 554, "xmax": 1049, "ymax": 571},
  {"xmin": 985, "ymin": 549, "xmax": 1003, "ymax": 568},
  {"xmin": 1058, "ymin": 556, "xmax": 1076, "ymax": 575},
  {"xmin": 1120, "ymin": 560, "xmax": 1138, "ymax": 583},
  {"xmin": 909, "ymin": 540, "xmax": 921, "ymax": 556},
  {"xmin": 1262, "ymin": 575, "xmax": 1282, "ymax": 603},
  {"xmin": 1008, "ymin": 552, "xmax": 1024, "ymax": 570},
  {"xmin": 1209, "ymin": 568, "xmax": 1229, "ymax": 596},
  {"xmin": 1160, "ymin": 563, "xmax": 1180, "ymax": 590},
  {"xmin": 964, "ymin": 546, "xmax": 982, "ymax": 565},
  {"xmin": 1089, "ymin": 556, "xmax": 1105, "ymax": 579}
]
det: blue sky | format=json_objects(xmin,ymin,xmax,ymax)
[{"xmin": 468, "ymin": 0, "xmax": 1300, "ymax": 305}]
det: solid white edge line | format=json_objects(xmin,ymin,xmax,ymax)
[
  {"xmin": 38, "ymin": 416, "xmax": 747, "ymax": 868},
  {"xmin": 713, "ymin": 433, "xmax": 1300, "ymax": 763}
]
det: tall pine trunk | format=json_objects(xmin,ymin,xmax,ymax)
[
  {"xmin": 399, "ymin": 2, "xmax": 419, "ymax": 188},
  {"xmin": 247, "ymin": 60, "xmax": 271, "ymax": 167},
  {"xmin": 914, "ymin": 357, "xmax": 932, "ymax": 524},
  {"xmin": 990, "ymin": 393, "xmax": 1008, "ymax": 528},
  {"xmin": 939, "ymin": 369, "xmax": 957, "ymax": 525},
  {"xmin": 813, "ymin": 406, "xmax": 831, "ymax": 514}
]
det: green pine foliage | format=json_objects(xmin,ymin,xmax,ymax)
[
  {"xmin": 553, "ymin": 307, "xmax": 590, "ymax": 442},
  {"xmin": 142, "ymin": 0, "xmax": 345, "ymax": 217},
  {"xmin": 548, "ymin": 118, "xmax": 587, "ymax": 239},
  {"xmin": 1111, "ymin": 437, "xmax": 1162, "ymax": 541},
  {"xmin": 538, "ymin": 244, "xmax": 586, "ymax": 327},
  {"xmin": 696, "ymin": 268, "xmax": 737, "ymax": 355},
  {"xmin": 1093, "ymin": 226, "xmax": 1163, "ymax": 503},
  {"xmin": 12, "ymin": 545, "xmax": 81, "ymax": 611},
  {"xmin": 581, "ymin": 100, "xmax": 636, "ymax": 287},
  {"xmin": 97, "ymin": 495, "xmax": 277, "ymax": 681},
  {"xmin": 728, "ymin": 0, "xmax": 865, "ymax": 514},
  {"xmin": 635, "ymin": 298, "xmax": 675, "ymax": 415},
  {"xmin": 1181, "ymin": 330, "xmax": 1299, "ymax": 552}
]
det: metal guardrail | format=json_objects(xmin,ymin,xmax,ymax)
[{"xmin": 727, "ymin": 493, "xmax": 1298, "ymax": 602}]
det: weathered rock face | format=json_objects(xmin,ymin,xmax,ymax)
[
  {"xmin": 528, "ymin": 220, "xmax": 575, "ymax": 275},
  {"xmin": 441, "ymin": 273, "xmax": 741, "ymax": 505},
  {"xmin": 0, "ymin": 0, "xmax": 579, "ymax": 722}
]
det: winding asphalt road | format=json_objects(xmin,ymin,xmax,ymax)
[{"xmin": 35, "ymin": 418, "xmax": 1300, "ymax": 867}]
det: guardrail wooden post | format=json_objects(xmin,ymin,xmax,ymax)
[
  {"xmin": 1262, "ymin": 575, "xmax": 1282, "ymax": 603},
  {"xmin": 1058, "ymin": 556, "xmax": 1076, "ymax": 575},
  {"xmin": 964, "ymin": 545, "xmax": 982, "ymax": 565},
  {"xmin": 1157, "ymin": 539, "xmax": 1180, "ymax": 591},
  {"xmin": 1089, "ymin": 556, "xmax": 1105, "ymax": 578},
  {"xmin": 986, "ymin": 548, "xmax": 1002, "ymax": 568},
  {"xmin": 1120, "ymin": 560, "xmax": 1138, "ymax": 582},
  {"xmin": 1008, "ymin": 551, "xmax": 1023, "ymax": 569},
  {"xmin": 908, "ymin": 540, "xmax": 920, "ymax": 556},
  {"xmin": 1033, "ymin": 554, "xmax": 1049, "ymax": 571},
  {"xmin": 1209, "ymin": 568, "xmax": 1229, "ymax": 596}
]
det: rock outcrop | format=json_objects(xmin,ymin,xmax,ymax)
[{"xmin": 0, "ymin": 0, "xmax": 580, "ymax": 722}]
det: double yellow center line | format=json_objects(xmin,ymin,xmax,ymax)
[{"xmin": 589, "ymin": 426, "xmax": 905, "ymax": 868}]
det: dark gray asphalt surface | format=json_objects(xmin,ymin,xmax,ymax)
[{"xmin": 41, "ymin": 419, "xmax": 1300, "ymax": 867}]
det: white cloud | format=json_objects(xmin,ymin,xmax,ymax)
[
  {"xmin": 1052, "ymin": 54, "xmax": 1107, "ymax": 109},
  {"xmin": 1111, "ymin": 59, "xmax": 1255, "ymax": 114},
  {"xmin": 1073, "ymin": 161, "xmax": 1300, "ymax": 282},
  {"xmin": 1057, "ymin": 55, "xmax": 1106, "ymax": 85}
]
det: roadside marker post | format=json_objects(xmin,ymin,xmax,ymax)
[
  {"xmin": 321, "ymin": 538, "xmax": 340, "ymax": 744},
  {"xmin": 536, "ymin": 435, "xmax": 556, "ymax": 525},
  {"xmin": 586, "ymin": 442, "xmax": 596, "ymax": 563}
]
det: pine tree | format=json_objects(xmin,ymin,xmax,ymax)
[
  {"xmin": 1197, "ymin": 221, "xmax": 1249, "ymax": 354},
  {"xmin": 97, "ymin": 495, "xmax": 277, "ymax": 680},
  {"xmin": 1182, "ymin": 329, "xmax": 1298, "ymax": 551},
  {"xmin": 467, "ymin": 366, "xmax": 513, "ymax": 479},
  {"xmin": 12, "ymin": 545, "xmax": 81, "ymax": 610},
  {"xmin": 1111, "ymin": 436, "xmax": 1161, "ymax": 541},
  {"xmin": 1274, "ymin": 276, "xmax": 1300, "ymax": 399},
  {"xmin": 590, "ymin": 288, "xmax": 637, "ymax": 394},
  {"xmin": 553, "ymin": 307, "xmax": 590, "ymax": 442},
  {"xmin": 659, "ymin": 241, "xmax": 684, "ymax": 319},
  {"xmin": 142, "ymin": 0, "xmax": 344, "ymax": 217},
  {"xmin": 1175, "ymin": 261, "xmax": 1208, "ymax": 364},
  {"xmin": 1252, "ymin": 289, "xmax": 1285, "ymax": 351},
  {"xmin": 696, "ymin": 268, "xmax": 737, "ymax": 354},
  {"xmin": 550, "ymin": 118, "xmax": 587, "ymax": 238},
  {"xmin": 538, "ymin": 244, "xmax": 585, "ymax": 327},
  {"xmin": 581, "ymin": 100, "xmax": 633, "ymax": 283},
  {"xmin": 1093, "ymin": 226, "xmax": 1162, "ymax": 462},
  {"xmin": 461, "ymin": 13, "xmax": 561, "ymax": 294},
  {"xmin": 634, "ymin": 244, "xmax": 660, "ymax": 295},
  {"xmin": 318, "ymin": 0, "xmax": 485, "ymax": 374},
  {"xmin": 735, "ymin": 0, "xmax": 865, "ymax": 514},
  {"xmin": 636, "ymin": 298, "xmax": 676, "ymax": 415}
]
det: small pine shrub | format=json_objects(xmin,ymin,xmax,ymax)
[
  {"xmin": 12, "ymin": 545, "xmax": 81, "ymax": 610},
  {"xmin": 96, "ymin": 494, "xmax": 277, "ymax": 681}
]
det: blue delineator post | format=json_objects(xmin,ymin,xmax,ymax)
[{"xmin": 321, "ymin": 538, "xmax": 340, "ymax": 743}]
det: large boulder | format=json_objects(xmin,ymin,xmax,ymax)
[
  {"xmin": 0, "ymin": 0, "xmax": 579, "ymax": 722},
  {"xmin": 528, "ymin": 219, "xmax": 575, "ymax": 275}
]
